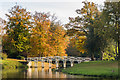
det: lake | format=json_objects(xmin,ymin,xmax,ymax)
[{"xmin": 1, "ymin": 67, "xmax": 118, "ymax": 80}]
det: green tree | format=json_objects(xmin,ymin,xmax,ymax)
[
  {"xmin": 102, "ymin": 1, "xmax": 120, "ymax": 60},
  {"xmin": 4, "ymin": 5, "xmax": 33, "ymax": 57},
  {"xmin": 65, "ymin": 1, "xmax": 106, "ymax": 60}
]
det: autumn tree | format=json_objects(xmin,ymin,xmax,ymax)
[
  {"xmin": 49, "ymin": 14, "xmax": 69, "ymax": 56},
  {"xmin": 30, "ymin": 12, "xmax": 69, "ymax": 57},
  {"xmin": 65, "ymin": 16, "xmax": 87, "ymax": 54},
  {"xmin": 66, "ymin": 38, "xmax": 87, "ymax": 57},
  {"xmin": 30, "ymin": 12, "xmax": 52, "ymax": 57},
  {"xmin": 4, "ymin": 5, "xmax": 33, "ymax": 57},
  {"xmin": 65, "ymin": 1, "xmax": 107, "ymax": 60},
  {"xmin": 49, "ymin": 25, "xmax": 69, "ymax": 56}
]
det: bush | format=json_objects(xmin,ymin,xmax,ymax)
[
  {"xmin": 0, "ymin": 53, "xmax": 8, "ymax": 60},
  {"xmin": 16, "ymin": 55, "xmax": 25, "ymax": 60},
  {"xmin": 2, "ymin": 60, "xmax": 28, "ymax": 69}
]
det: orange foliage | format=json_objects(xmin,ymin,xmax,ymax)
[
  {"xmin": 29, "ymin": 12, "xmax": 69, "ymax": 57},
  {"xmin": 15, "ymin": 22, "xmax": 19, "ymax": 25}
]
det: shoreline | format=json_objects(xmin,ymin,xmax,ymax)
[{"xmin": 60, "ymin": 61, "xmax": 118, "ymax": 78}]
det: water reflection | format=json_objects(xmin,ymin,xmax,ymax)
[
  {"xmin": 2, "ymin": 68, "xmax": 119, "ymax": 80},
  {"xmin": 48, "ymin": 68, "xmax": 52, "ymax": 78},
  {"xmin": 26, "ymin": 68, "xmax": 69, "ymax": 78},
  {"xmin": 27, "ymin": 67, "xmax": 31, "ymax": 78},
  {"xmin": 25, "ymin": 67, "xmax": 87, "ymax": 78}
]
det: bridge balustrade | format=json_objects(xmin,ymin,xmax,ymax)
[{"xmin": 25, "ymin": 56, "xmax": 91, "ymax": 68}]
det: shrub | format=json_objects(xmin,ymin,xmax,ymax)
[
  {"xmin": 16, "ymin": 55, "xmax": 25, "ymax": 60},
  {"xmin": 2, "ymin": 60, "xmax": 27, "ymax": 69},
  {"xmin": 0, "ymin": 53, "xmax": 8, "ymax": 60}
]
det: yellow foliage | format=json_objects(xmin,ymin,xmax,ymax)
[
  {"xmin": 16, "ymin": 13, "xmax": 19, "ymax": 16},
  {"xmin": 20, "ymin": 22, "xmax": 23, "ymax": 25},
  {"xmin": 92, "ymin": 2, "xmax": 95, "ymax": 6},
  {"xmin": 23, "ymin": 17, "xmax": 26, "ymax": 20},
  {"xmin": 26, "ymin": 26, "xmax": 28, "ymax": 29},
  {"xmin": 18, "ymin": 16, "xmax": 21, "ymax": 19},
  {"xmin": 11, "ymin": 16, "xmax": 16, "ymax": 19},
  {"xmin": 46, "ymin": 20, "xmax": 50, "ymax": 25},
  {"xmin": 91, "ymin": 17, "xmax": 94, "ymax": 20},
  {"xmin": 27, "ymin": 16, "xmax": 30, "ymax": 19},
  {"xmin": 23, "ymin": 25, "xmax": 25, "ymax": 28},
  {"xmin": 36, "ymin": 21, "xmax": 41, "ymax": 25},
  {"xmin": 23, "ymin": 37, "xmax": 27, "ymax": 41},
  {"xmin": 78, "ymin": 36, "xmax": 87, "ymax": 40}
]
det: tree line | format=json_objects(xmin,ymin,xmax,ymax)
[
  {"xmin": 2, "ymin": 5, "xmax": 69, "ymax": 58},
  {"xmin": 65, "ymin": 1, "xmax": 119, "ymax": 60},
  {"xmin": 2, "ymin": 1, "xmax": 120, "ymax": 61}
]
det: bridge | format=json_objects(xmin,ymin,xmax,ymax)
[{"xmin": 25, "ymin": 56, "xmax": 91, "ymax": 68}]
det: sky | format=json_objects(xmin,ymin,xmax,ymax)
[{"xmin": 0, "ymin": 0, "xmax": 105, "ymax": 24}]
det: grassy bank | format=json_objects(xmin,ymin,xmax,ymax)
[
  {"xmin": 62, "ymin": 61, "xmax": 118, "ymax": 78},
  {"xmin": 1, "ymin": 59, "xmax": 27, "ymax": 69}
]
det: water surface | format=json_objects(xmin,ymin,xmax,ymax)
[{"xmin": 2, "ymin": 68, "xmax": 118, "ymax": 80}]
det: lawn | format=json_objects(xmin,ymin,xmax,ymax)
[
  {"xmin": 1, "ymin": 59, "xmax": 27, "ymax": 69},
  {"xmin": 62, "ymin": 61, "xmax": 118, "ymax": 78}
]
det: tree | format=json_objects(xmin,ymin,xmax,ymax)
[
  {"xmin": 103, "ymin": 39, "xmax": 118, "ymax": 61},
  {"xmin": 30, "ymin": 12, "xmax": 51, "ymax": 57},
  {"xmin": 66, "ymin": 37, "xmax": 88, "ymax": 57},
  {"xmin": 4, "ymin": 5, "xmax": 33, "ymax": 57},
  {"xmin": 65, "ymin": 1, "xmax": 106, "ymax": 60},
  {"xmin": 102, "ymin": 1, "xmax": 120, "ymax": 60},
  {"xmin": 49, "ymin": 25, "xmax": 69, "ymax": 56},
  {"xmin": 29, "ymin": 12, "xmax": 69, "ymax": 57}
]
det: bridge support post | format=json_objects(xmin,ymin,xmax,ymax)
[
  {"xmin": 28, "ymin": 61, "xmax": 32, "ymax": 68},
  {"xmin": 34, "ymin": 62, "xmax": 38, "ymax": 68},
  {"xmin": 69, "ymin": 57, "xmax": 75, "ymax": 67},
  {"xmin": 34, "ymin": 57, "xmax": 38, "ymax": 68},
  {"xmin": 56, "ymin": 60, "xmax": 59, "ymax": 68},
  {"xmin": 42, "ymin": 60, "xmax": 44, "ymax": 68},
  {"xmin": 70, "ymin": 61, "xmax": 74, "ymax": 67},
  {"xmin": 41, "ymin": 57, "xmax": 45, "ymax": 68},
  {"xmin": 49, "ymin": 59, "xmax": 52, "ymax": 68},
  {"xmin": 48, "ymin": 56, "xmax": 53, "ymax": 68},
  {"xmin": 63, "ymin": 60, "xmax": 66, "ymax": 68},
  {"xmin": 55, "ymin": 56, "xmax": 60, "ymax": 69},
  {"xmin": 63, "ymin": 56, "xmax": 67, "ymax": 68},
  {"xmin": 77, "ymin": 60, "xmax": 82, "ymax": 64},
  {"xmin": 76, "ymin": 57, "xmax": 83, "ymax": 64}
]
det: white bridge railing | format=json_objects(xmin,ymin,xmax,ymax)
[{"xmin": 24, "ymin": 56, "xmax": 91, "ymax": 68}]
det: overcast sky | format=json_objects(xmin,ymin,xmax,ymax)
[{"xmin": 0, "ymin": 0, "xmax": 105, "ymax": 24}]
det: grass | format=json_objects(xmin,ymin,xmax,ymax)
[
  {"xmin": 62, "ymin": 61, "xmax": 118, "ymax": 78},
  {"xmin": 1, "ymin": 59, "xmax": 27, "ymax": 69}
]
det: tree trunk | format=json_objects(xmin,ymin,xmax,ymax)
[
  {"xmin": 91, "ymin": 53, "xmax": 94, "ymax": 61},
  {"xmin": 100, "ymin": 51, "xmax": 104, "ymax": 60}
]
